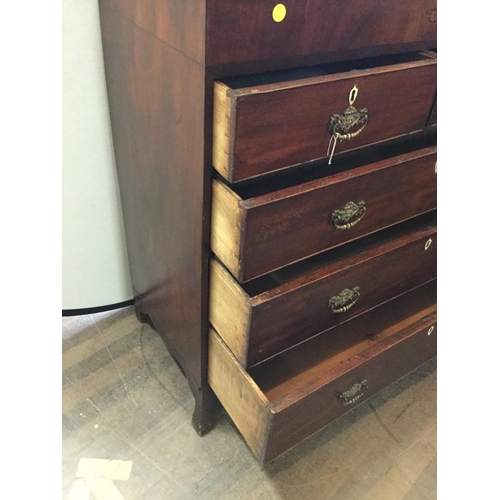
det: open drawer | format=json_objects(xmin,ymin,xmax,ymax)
[
  {"xmin": 210, "ymin": 213, "xmax": 436, "ymax": 368},
  {"xmin": 213, "ymin": 52, "xmax": 437, "ymax": 182},
  {"xmin": 212, "ymin": 144, "xmax": 437, "ymax": 282},
  {"xmin": 208, "ymin": 281, "xmax": 437, "ymax": 464}
]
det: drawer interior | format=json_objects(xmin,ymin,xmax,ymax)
[
  {"xmin": 248, "ymin": 280, "xmax": 436, "ymax": 405},
  {"xmin": 219, "ymin": 51, "xmax": 435, "ymax": 91},
  {"xmin": 224, "ymin": 127, "xmax": 437, "ymax": 200},
  {"xmin": 210, "ymin": 211, "xmax": 436, "ymax": 368},
  {"xmin": 211, "ymin": 134, "xmax": 436, "ymax": 283}
]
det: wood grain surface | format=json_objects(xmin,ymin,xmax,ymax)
[
  {"xmin": 100, "ymin": 0, "xmax": 206, "ymax": 63},
  {"xmin": 428, "ymin": 95, "xmax": 437, "ymax": 126},
  {"xmin": 212, "ymin": 82, "xmax": 234, "ymax": 180},
  {"xmin": 206, "ymin": 0, "xmax": 437, "ymax": 67},
  {"xmin": 210, "ymin": 217, "xmax": 437, "ymax": 368},
  {"xmin": 264, "ymin": 298, "xmax": 437, "ymax": 462},
  {"xmin": 210, "ymin": 180, "xmax": 244, "ymax": 279},
  {"xmin": 212, "ymin": 147, "xmax": 437, "ymax": 282},
  {"xmin": 213, "ymin": 55, "xmax": 437, "ymax": 181},
  {"xmin": 208, "ymin": 281, "xmax": 437, "ymax": 464},
  {"xmin": 209, "ymin": 259, "xmax": 251, "ymax": 364},
  {"xmin": 246, "ymin": 225, "xmax": 437, "ymax": 368},
  {"xmin": 99, "ymin": 2, "xmax": 212, "ymax": 431},
  {"xmin": 99, "ymin": 0, "xmax": 438, "ymax": 455},
  {"xmin": 208, "ymin": 329, "xmax": 271, "ymax": 460}
]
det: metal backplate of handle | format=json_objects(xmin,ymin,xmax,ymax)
[
  {"xmin": 328, "ymin": 286, "xmax": 361, "ymax": 314},
  {"xmin": 327, "ymin": 85, "xmax": 368, "ymax": 164},
  {"xmin": 328, "ymin": 106, "xmax": 369, "ymax": 141},
  {"xmin": 339, "ymin": 380, "xmax": 368, "ymax": 405},
  {"xmin": 331, "ymin": 201, "xmax": 366, "ymax": 230}
]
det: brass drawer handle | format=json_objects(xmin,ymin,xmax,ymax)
[
  {"xmin": 331, "ymin": 201, "xmax": 366, "ymax": 230},
  {"xmin": 328, "ymin": 105, "xmax": 369, "ymax": 142},
  {"xmin": 326, "ymin": 85, "xmax": 369, "ymax": 164},
  {"xmin": 339, "ymin": 380, "xmax": 368, "ymax": 405},
  {"xmin": 328, "ymin": 286, "xmax": 360, "ymax": 314}
]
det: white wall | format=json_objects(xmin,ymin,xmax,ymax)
[{"xmin": 62, "ymin": 0, "xmax": 133, "ymax": 309}]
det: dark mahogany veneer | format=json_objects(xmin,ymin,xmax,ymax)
[{"xmin": 99, "ymin": 0, "xmax": 437, "ymax": 434}]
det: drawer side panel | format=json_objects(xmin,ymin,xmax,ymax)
[{"xmin": 208, "ymin": 330, "xmax": 271, "ymax": 460}]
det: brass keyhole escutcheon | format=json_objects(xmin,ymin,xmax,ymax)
[
  {"xmin": 425, "ymin": 238, "xmax": 433, "ymax": 251},
  {"xmin": 349, "ymin": 85, "xmax": 358, "ymax": 105},
  {"xmin": 427, "ymin": 326, "xmax": 435, "ymax": 336}
]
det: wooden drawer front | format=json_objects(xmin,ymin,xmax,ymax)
[
  {"xmin": 213, "ymin": 54, "xmax": 437, "ymax": 182},
  {"xmin": 212, "ymin": 147, "xmax": 437, "ymax": 282},
  {"xmin": 206, "ymin": 0, "xmax": 437, "ymax": 67},
  {"xmin": 208, "ymin": 283, "xmax": 437, "ymax": 464},
  {"xmin": 210, "ymin": 222, "xmax": 437, "ymax": 368}
]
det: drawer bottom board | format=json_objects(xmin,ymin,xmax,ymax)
[{"xmin": 208, "ymin": 282, "xmax": 437, "ymax": 464}]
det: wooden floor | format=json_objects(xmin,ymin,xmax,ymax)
[{"xmin": 62, "ymin": 306, "xmax": 436, "ymax": 500}]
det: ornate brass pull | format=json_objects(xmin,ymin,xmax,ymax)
[
  {"xmin": 339, "ymin": 380, "xmax": 368, "ymax": 405},
  {"xmin": 328, "ymin": 287, "xmax": 360, "ymax": 314},
  {"xmin": 331, "ymin": 201, "xmax": 366, "ymax": 230},
  {"xmin": 328, "ymin": 106, "xmax": 369, "ymax": 141},
  {"xmin": 326, "ymin": 85, "xmax": 369, "ymax": 164}
]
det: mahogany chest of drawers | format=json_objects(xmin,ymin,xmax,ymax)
[{"xmin": 99, "ymin": 0, "xmax": 437, "ymax": 464}]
